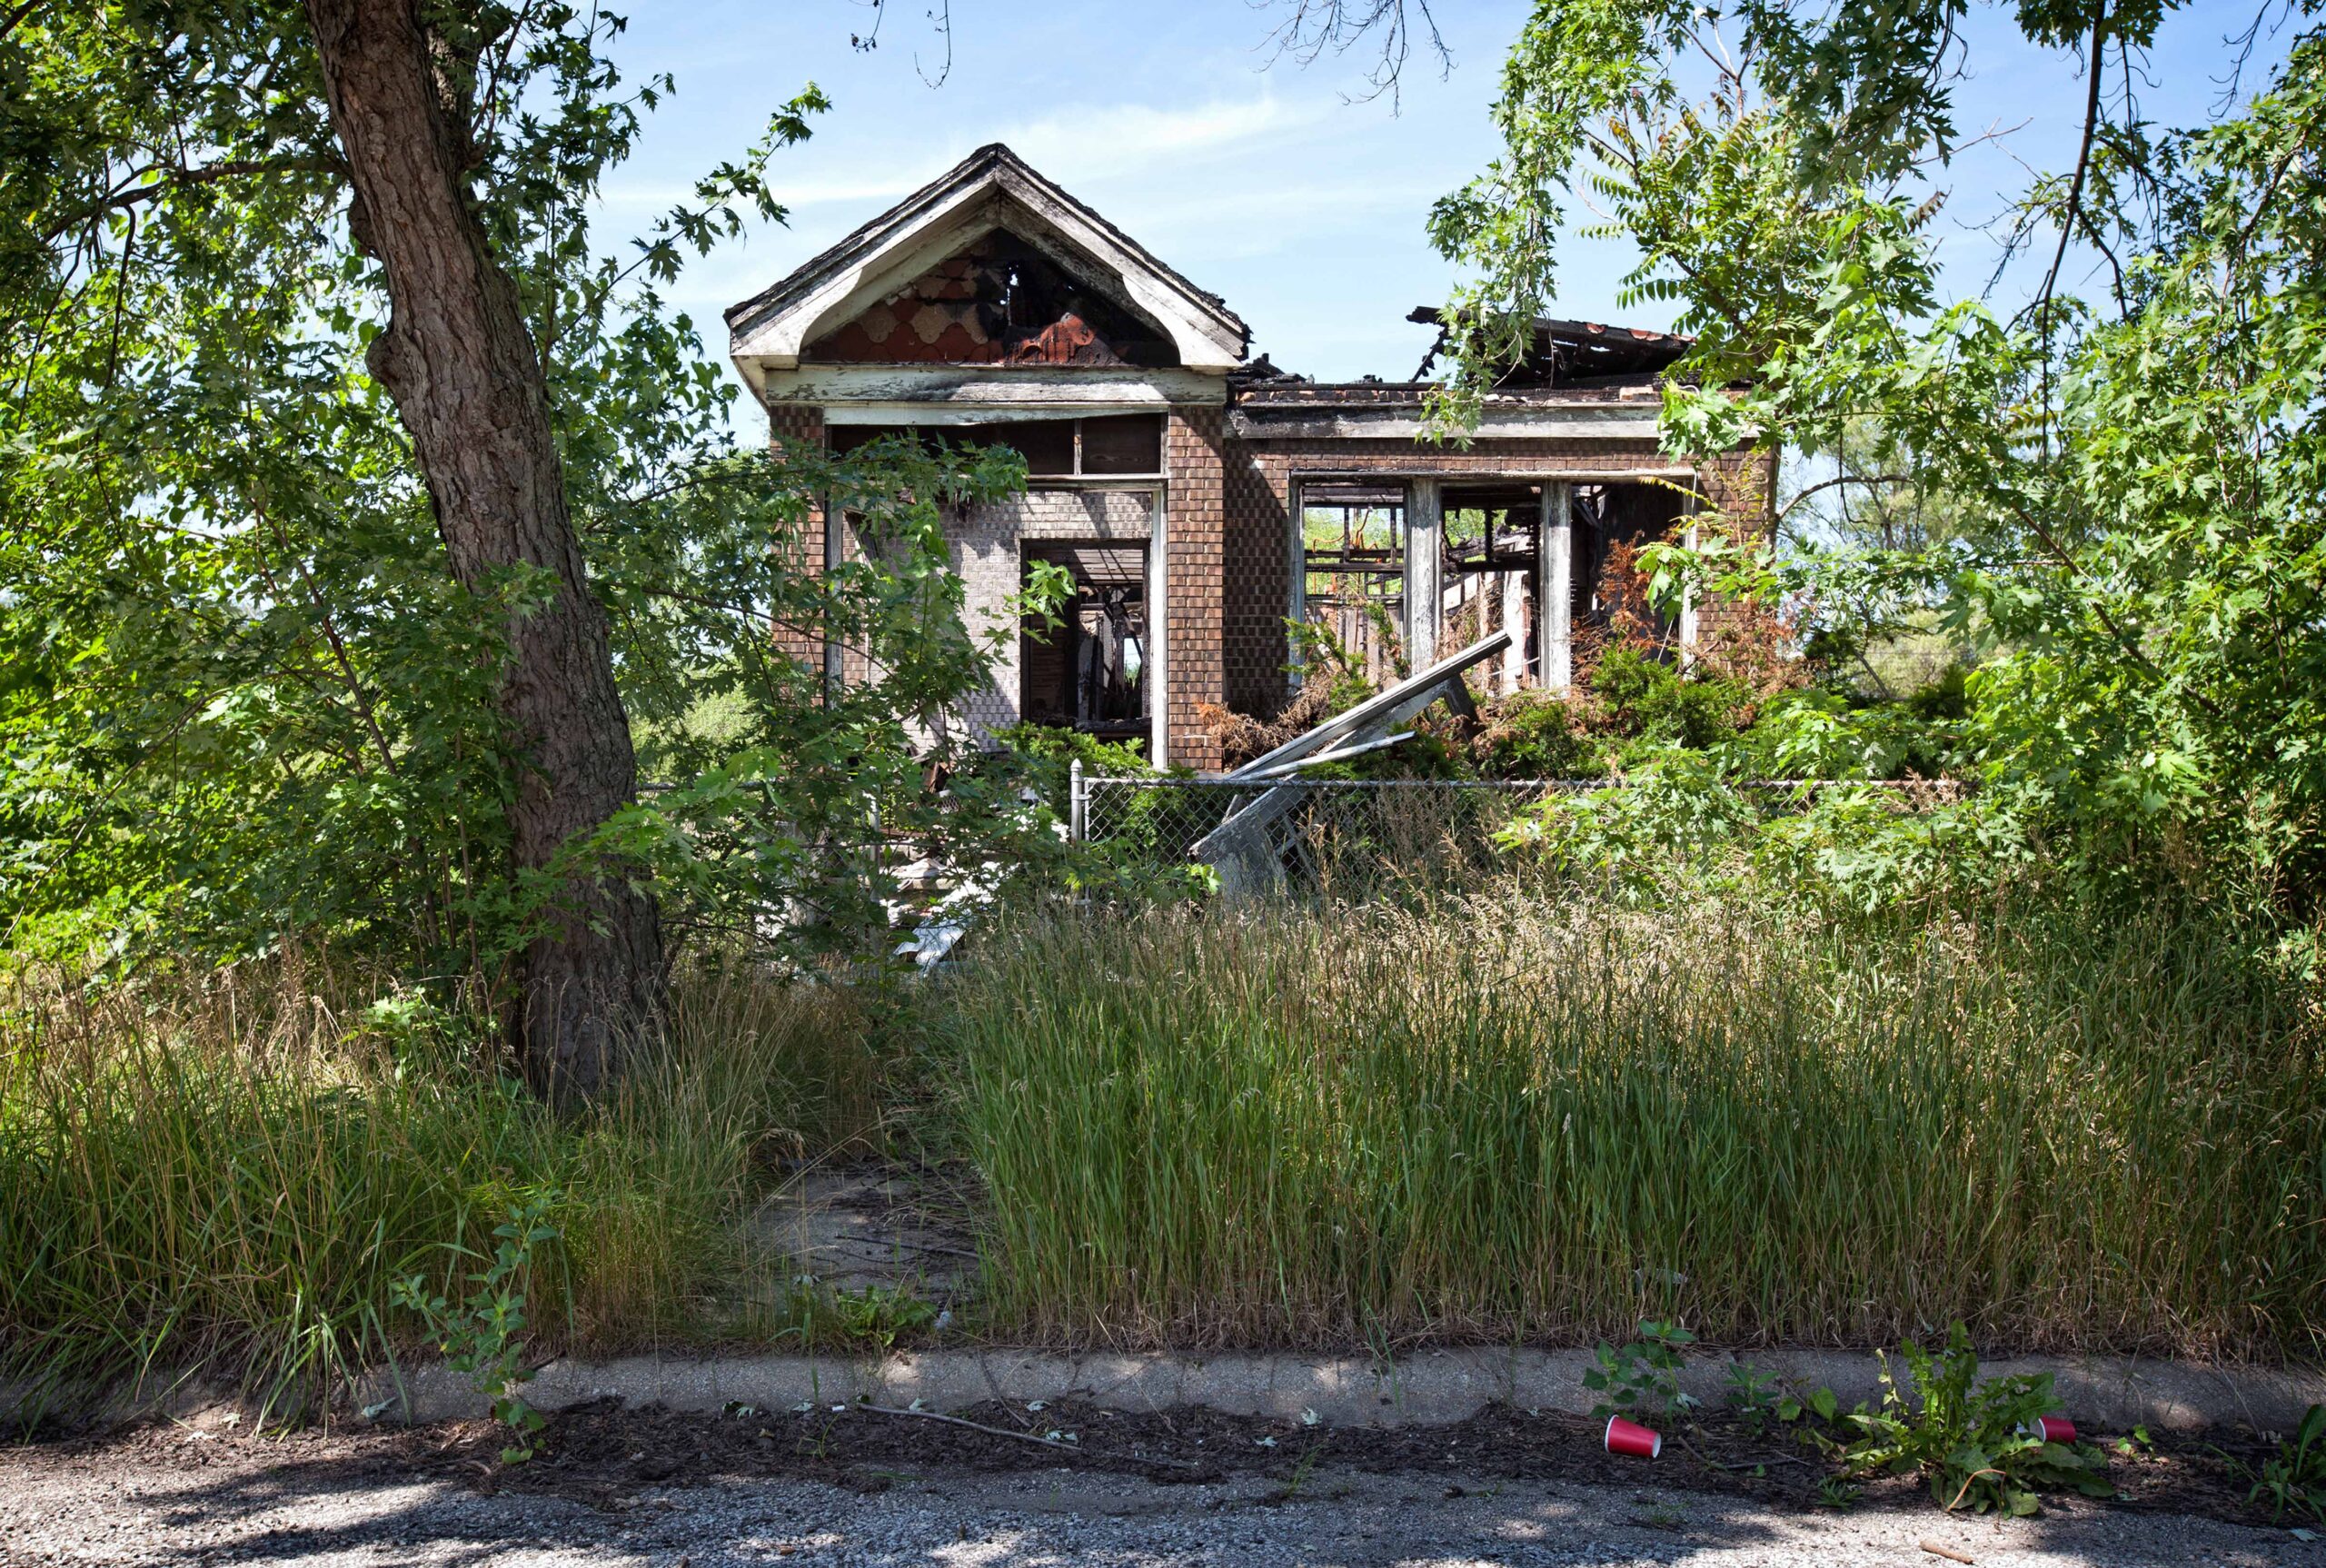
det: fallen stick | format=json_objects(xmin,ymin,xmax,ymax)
[
  {"xmin": 1672, "ymin": 1432, "xmax": 1809, "ymax": 1472},
  {"xmin": 849, "ymin": 1403, "xmax": 1203, "ymax": 1469},
  {"xmin": 1919, "ymin": 1542, "xmax": 1974, "ymax": 1564}
]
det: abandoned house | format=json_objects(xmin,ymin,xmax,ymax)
[{"xmin": 724, "ymin": 143, "xmax": 1773, "ymax": 772}]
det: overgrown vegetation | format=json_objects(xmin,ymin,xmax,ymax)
[
  {"xmin": 943, "ymin": 890, "xmax": 2325, "ymax": 1356},
  {"xmin": 0, "ymin": 953, "xmax": 885, "ymax": 1423},
  {"xmin": 3, "ymin": 11, "xmax": 2323, "ymax": 1521},
  {"xmin": 1428, "ymin": 0, "xmax": 2326, "ymax": 918}
]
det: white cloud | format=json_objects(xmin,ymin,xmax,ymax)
[
  {"xmin": 994, "ymin": 93, "xmax": 1329, "ymax": 180},
  {"xmin": 601, "ymin": 91, "xmax": 1330, "ymax": 213}
]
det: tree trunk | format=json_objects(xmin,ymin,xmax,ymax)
[{"xmin": 303, "ymin": 0, "xmax": 662, "ymax": 1100}]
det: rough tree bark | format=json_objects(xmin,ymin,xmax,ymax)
[{"xmin": 303, "ymin": 0, "xmax": 663, "ymax": 1101}]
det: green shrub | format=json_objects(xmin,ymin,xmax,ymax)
[
  {"xmin": 1474, "ymin": 690, "xmax": 1605, "ymax": 779},
  {"xmin": 1590, "ymin": 646, "xmax": 1751, "ymax": 748}
]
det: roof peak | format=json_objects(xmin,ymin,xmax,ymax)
[{"xmin": 725, "ymin": 144, "xmax": 1247, "ymax": 385}]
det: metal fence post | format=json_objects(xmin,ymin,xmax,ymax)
[{"xmin": 1069, "ymin": 759, "xmax": 1086, "ymax": 843}]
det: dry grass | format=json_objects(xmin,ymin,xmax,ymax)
[
  {"xmin": 942, "ymin": 890, "xmax": 2326, "ymax": 1358},
  {"xmin": 0, "ymin": 950, "xmax": 881, "ymax": 1421}
]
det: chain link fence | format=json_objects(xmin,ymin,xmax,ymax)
[
  {"xmin": 1068, "ymin": 772, "xmax": 1574, "ymax": 895},
  {"xmin": 1068, "ymin": 769, "xmax": 1969, "ymax": 896}
]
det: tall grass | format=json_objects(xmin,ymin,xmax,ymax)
[
  {"xmin": 943, "ymin": 892, "xmax": 2326, "ymax": 1357},
  {"xmin": 0, "ymin": 951, "xmax": 880, "ymax": 1420}
]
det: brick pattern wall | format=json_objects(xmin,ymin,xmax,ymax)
[
  {"xmin": 1691, "ymin": 446, "xmax": 1778, "ymax": 643},
  {"xmin": 948, "ymin": 488, "xmax": 1159, "ymax": 738},
  {"xmin": 1222, "ymin": 441, "xmax": 1289, "ymax": 719},
  {"xmin": 1165, "ymin": 406, "xmax": 1229, "ymax": 771},
  {"xmin": 765, "ymin": 402, "xmax": 827, "ymax": 672}
]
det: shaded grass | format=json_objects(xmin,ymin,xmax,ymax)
[
  {"xmin": 0, "ymin": 951, "xmax": 884, "ymax": 1422},
  {"xmin": 941, "ymin": 892, "xmax": 2326, "ymax": 1357}
]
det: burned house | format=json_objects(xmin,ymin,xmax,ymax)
[{"xmin": 725, "ymin": 144, "xmax": 1772, "ymax": 771}]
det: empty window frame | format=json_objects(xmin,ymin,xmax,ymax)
[
  {"xmin": 1296, "ymin": 484, "xmax": 1407, "ymax": 690},
  {"xmin": 828, "ymin": 413, "xmax": 1163, "ymax": 477}
]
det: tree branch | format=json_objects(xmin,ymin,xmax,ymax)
[
  {"xmin": 41, "ymin": 155, "xmax": 343, "ymax": 242},
  {"xmin": 2034, "ymin": 8, "xmax": 2108, "ymax": 449},
  {"xmin": 1775, "ymin": 471, "xmax": 1914, "ymax": 529}
]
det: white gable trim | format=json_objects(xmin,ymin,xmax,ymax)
[{"xmin": 729, "ymin": 156, "xmax": 1246, "ymax": 389}]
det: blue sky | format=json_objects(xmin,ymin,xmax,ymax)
[{"xmin": 597, "ymin": 1, "xmax": 2292, "ymax": 390}]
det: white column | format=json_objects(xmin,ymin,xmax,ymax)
[
  {"xmin": 1500, "ymin": 570, "xmax": 1528, "ymax": 693},
  {"xmin": 1404, "ymin": 476, "xmax": 1443, "ymax": 670},
  {"xmin": 1539, "ymin": 481, "xmax": 1573, "ymax": 691},
  {"xmin": 1678, "ymin": 511, "xmax": 1700, "ymax": 669},
  {"xmin": 1148, "ymin": 485, "xmax": 1170, "ymax": 767}
]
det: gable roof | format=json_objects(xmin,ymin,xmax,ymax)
[{"xmin": 727, "ymin": 144, "xmax": 1249, "ymax": 388}]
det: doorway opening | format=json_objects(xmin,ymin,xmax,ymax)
[{"xmin": 1019, "ymin": 542, "xmax": 1148, "ymax": 739}]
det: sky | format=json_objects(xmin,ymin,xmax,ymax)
[{"xmin": 595, "ymin": 0, "xmax": 2295, "ymax": 392}]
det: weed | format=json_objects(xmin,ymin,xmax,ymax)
[
  {"xmin": 1585, "ymin": 1321, "xmax": 1697, "ymax": 1420},
  {"xmin": 1277, "ymin": 1440, "xmax": 1327, "ymax": 1500},
  {"xmin": 0, "ymin": 953, "xmax": 881, "ymax": 1424},
  {"xmin": 943, "ymin": 892, "xmax": 2325, "ymax": 1353},
  {"xmin": 1840, "ymin": 1324, "xmax": 2114, "ymax": 1515},
  {"xmin": 1814, "ymin": 1476, "xmax": 1862, "ymax": 1511},
  {"xmin": 811, "ymin": 1286, "xmax": 939, "ymax": 1355},
  {"xmin": 393, "ymin": 1194, "xmax": 561, "ymax": 1462},
  {"xmin": 2249, "ymin": 1405, "xmax": 2326, "ymax": 1523},
  {"xmin": 1725, "ymin": 1362, "xmax": 1783, "ymax": 1432}
]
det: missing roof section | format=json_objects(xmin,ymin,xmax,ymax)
[{"xmin": 1405, "ymin": 306, "xmax": 1695, "ymax": 387}]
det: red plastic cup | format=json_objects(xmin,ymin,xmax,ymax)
[
  {"xmin": 1605, "ymin": 1414, "xmax": 1663, "ymax": 1458},
  {"xmin": 2019, "ymin": 1414, "xmax": 2076, "ymax": 1444}
]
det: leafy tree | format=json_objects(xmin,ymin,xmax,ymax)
[
  {"xmin": 0, "ymin": 5, "xmax": 1045, "ymax": 1082},
  {"xmin": 1411, "ymin": 0, "xmax": 2326, "ymax": 909}
]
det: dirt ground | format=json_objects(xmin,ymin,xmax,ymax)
[{"xmin": 3, "ymin": 1398, "xmax": 2318, "ymax": 1566}]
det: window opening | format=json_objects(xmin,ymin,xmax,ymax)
[{"xmin": 829, "ymin": 413, "xmax": 1161, "ymax": 477}]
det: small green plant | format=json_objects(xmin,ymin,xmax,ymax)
[
  {"xmin": 1783, "ymin": 1384, "xmax": 1842, "ymax": 1426},
  {"xmin": 1725, "ymin": 1361, "xmax": 1782, "ymax": 1431},
  {"xmin": 2249, "ymin": 1405, "xmax": 2326, "ymax": 1523},
  {"xmin": 393, "ymin": 1193, "xmax": 562, "ymax": 1464},
  {"xmin": 1585, "ymin": 1321, "xmax": 1697, "ymax": 1420},
  {"xmin": 821, "ymin": 1285, "xmax": 939, "ymax": 1355},
  {"xmin": 1814, "ymin": 1476, "xmax": 1862, "ymax": 1511},
  {"xmin": 1840, "ymin": 1324, "xmax": 2113, "ymax": 1515}
]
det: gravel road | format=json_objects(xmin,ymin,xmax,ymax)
[{"xmin": 3, "ymin": 1427, "xmax": 2316, "ymax": 1567}]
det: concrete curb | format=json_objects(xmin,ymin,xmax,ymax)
[{"xmin": 345, "ymin": 1346, "xmax": 2326, "ymax": 1434}]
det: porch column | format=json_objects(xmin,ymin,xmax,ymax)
[
  {"xmin": 1500, "ymin": 570, "xmax": 1528, "ymax": 693},
  {"xmin": 1404, "ymin": 476, "xmax": 1443, "ymax": 670},
  {"xmin": 1539, "ymin": 481, "xmax": 1574, "ymax": 691},
  {"xmin": 1678, "ymin": 510, "xmax": 1700, "ymax": 669}
]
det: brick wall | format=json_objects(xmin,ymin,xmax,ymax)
[
  {"xmin": 1164, "ymin": 406, "xmax": 1229, "ymax": 771},
  {"xmin": 1222, "ymin": 441, "xmax": 1289, "ymax": 719},
  {"xmin": 1691, "ymin": 446, "xmax": 1779, "ymax": 643},
  {"xmin": 765, "ymin": 401, "xmax": 827, "ymax": 672}
]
